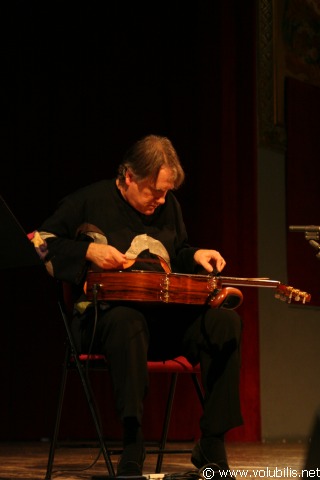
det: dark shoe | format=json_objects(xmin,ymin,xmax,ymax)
[
  {"xmin": 117, "ymin": 442, "xmax": 146, "ymax": 477},
  {"xmin": 191, "ymin": 440, "xmax": 235, "ymax": 479}
]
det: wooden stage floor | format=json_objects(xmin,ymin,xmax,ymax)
[{"xmin": 0, "ymin": 440, "xmax": 313, "ymax": 480}]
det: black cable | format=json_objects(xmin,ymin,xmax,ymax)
[
  {"xmin": 52, "ymin": 447, "xmax": 104, "ymax": 476},
  {"xmin": 86, "ymin": 283, "xmax": 99, "ymax": 358},
  {"xmin": 69, "ymin": 284, "xmax": 107, "ymax": 473},
  {"xmin": 83, "ymin": 284, "xmax": 107, "ymax": 469}
]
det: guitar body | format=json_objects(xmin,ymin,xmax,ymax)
[
  {"xmin": 85, "ymin": 270, "xmax": 244, "ymax": 309},
  {"xmin": 85, "ymin": 270, "xmax": 311, "ymax": 310}
]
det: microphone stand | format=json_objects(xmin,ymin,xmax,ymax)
[{"xmin": 289, "ymin": 225, "xmax": 320, "ymax": 261}]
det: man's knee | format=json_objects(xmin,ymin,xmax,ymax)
[
  {"xmin": 204, "ymin": 308, "xmax": 242, "ymax": 342},
  {"xmin": 104, "ymin": 306, "xmax": 149, "ymax": 343}
]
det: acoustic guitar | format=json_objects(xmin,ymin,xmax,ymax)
[{"xmin": 85, "ymin": 270, "xmax": 311, "ymax": 310}]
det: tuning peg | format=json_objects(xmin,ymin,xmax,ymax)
[
  {"xmin": 275, "ymin": 285, "xmax": 310, "ymax": 305},
  {"xmin": 294, "ymin": 290, "xmax": 300, "ymax": 301},
  {"xmin": 281, "ymin": 293, "xmax": 289, "ymax": 302}
]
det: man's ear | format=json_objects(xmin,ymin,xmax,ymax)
[{"xmin": 125, "ymin": 169, "xmax": 134, "ymax": 185}]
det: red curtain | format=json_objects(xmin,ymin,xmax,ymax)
[{"xmin": 1, "ymin": 1, "xmax": 259, "ymax": 442}]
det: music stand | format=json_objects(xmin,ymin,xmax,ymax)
[{"xmin": 0, "ymin": 195, "xmax": 42, "ymax": 269}]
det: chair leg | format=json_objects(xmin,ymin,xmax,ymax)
[
  {"xmin": 45, "ymin": 345, "xmax": 69, "ymax": 480},
  {"xmin": 154, "ymin": 371, "xmax": 204, "ymax": 473},
  {"xmin": 155, "ymin": 372, "xmax": 178, "ymax": 473},
  {"xmin": 46, "ymin": 301, "xmax": 115, "ymax": 477},
  {"xmin": 45, "ymin": 345, "xmax": 115, "ymax": 478},
  {"xmin": 72, "ymin": 352, "xmax": 115, "ymax": 476}
]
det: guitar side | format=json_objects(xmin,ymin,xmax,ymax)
[{"xmin": 85, "ymin": 271, "xmax": 244, "ymax": 309}]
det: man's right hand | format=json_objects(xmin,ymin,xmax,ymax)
[{"xmin": 86, "ymin": 243, "xmax": 127, "ymax": 270}]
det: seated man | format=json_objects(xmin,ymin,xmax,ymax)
[{"xmin": 36, "ymin": 134, "xmax": 243, "ymax": 478}]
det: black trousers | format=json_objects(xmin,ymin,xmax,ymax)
[{"xmin": 72, "ymin": 302, "xmax": 243, "ymax": 437}]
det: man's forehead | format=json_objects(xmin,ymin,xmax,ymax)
[{"xmin": 153, "ymin": 167, "xmax": 175, "ymax": 190}]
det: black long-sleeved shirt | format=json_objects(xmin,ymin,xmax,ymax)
[{"xmin": 38, "ymin": 179, "xmax": 198, "ymax": 288}]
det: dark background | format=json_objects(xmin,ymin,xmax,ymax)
[{"xmin": 1, "ymin": 0, "xmax": 264, "ymax": 443}]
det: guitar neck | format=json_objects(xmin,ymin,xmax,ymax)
[{"xmin": 218, "ymin": 276, "xmax": 281, "ymax": 288}]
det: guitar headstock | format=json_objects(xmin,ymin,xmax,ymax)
[{"xmin": 275, "ymin": 284, "xmax": 311, "ymax": 304}]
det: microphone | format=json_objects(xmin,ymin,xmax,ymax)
[{"xmin": 289, "ymin": 225, "xmax": 320, "ymax": 232}]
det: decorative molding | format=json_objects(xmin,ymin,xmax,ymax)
[
  {"xmin": 258, "ymin": 0, "xmax": 287, "ymax": 151},
  {"xmin": 258, "ymin": 0, "xmax": 320, "ymax": 152}
]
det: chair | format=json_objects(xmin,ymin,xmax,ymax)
[{"xmin": 44, "ymin": 280, "xmax": 204, "ymax": 479}]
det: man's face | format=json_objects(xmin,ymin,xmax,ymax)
[{"xmin": 124, "ymin": 166, "xmax": 175, "ymax": 215}]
